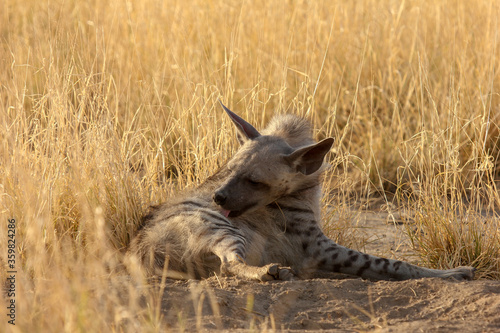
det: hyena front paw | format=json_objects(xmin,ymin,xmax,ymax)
[{"xmin": 260, "ymin": 263, "xmax": 296, "ymax": 282}]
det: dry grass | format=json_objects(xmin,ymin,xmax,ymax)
[{"xmin": 1, "ymin": 0, "xmax": 499, "ymax": 331}]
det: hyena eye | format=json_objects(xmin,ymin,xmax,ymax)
[{"xmin": 247, "ymin": 178, "xmax": 261, "ymax": 186}]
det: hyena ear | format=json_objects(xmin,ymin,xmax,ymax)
[
  {"xmin": 219, "ymin": 100, "xmax": 261, "ymax": 144},
  {"xmin": 284, "ymin": 138, "xmax": 334, "ymax": 175}
]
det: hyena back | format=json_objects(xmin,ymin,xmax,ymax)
[{"xmin": 128, "ymin": 102, "xmax": 475, "ymax": 281}]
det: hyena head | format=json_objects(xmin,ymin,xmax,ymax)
[{"xmin": 213, "ymin": 102, "xmax": 334, "ymax": 218}]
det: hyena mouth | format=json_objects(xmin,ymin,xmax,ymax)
[
  {"xmin": 221, "ymin": 209, "xmax": 242, "ymax": 218},
  {"xmin": 220, "ymin": 202, "xmax": 257, "ymax": 218}
]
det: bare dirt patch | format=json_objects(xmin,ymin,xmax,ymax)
[
  {"xmin": 156, "ymin": 212, "xmax": 500, "ymax": 332},
  {"xmin": 161, "ymin": 277, "xmax": 500, "ymax": 332}
]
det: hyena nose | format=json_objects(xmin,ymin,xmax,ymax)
[{"xmin": 213, "ymin": 191, "xmax": 226, "ymax": 206}]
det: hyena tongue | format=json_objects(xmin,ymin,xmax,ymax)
[{"xmin": 221, "ymin": 209, "xmax": 231, "ymax": 218}]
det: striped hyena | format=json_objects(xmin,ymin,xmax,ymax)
[{"xmin": 128, "ymin": 102, "xmax": 475, "ymax": 281}]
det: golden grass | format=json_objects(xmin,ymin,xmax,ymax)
[{"xmin": 1, "ymin": 0, "xmax": 499, "ymax": 331}]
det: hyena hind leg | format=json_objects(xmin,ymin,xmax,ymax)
[{"xmin": 312, "ymin": 236, "xmax": 475, "ymax": 281}]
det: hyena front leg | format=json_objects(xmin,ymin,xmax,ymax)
[
  {"xmin": 206, "ymin": 223, "xmax": 295, "ymax": 281},
  {"xmin": 309, "ymin": 233, "xmax": 475, "ymax": 281},
  {"xmin": 211, "ymin": 237, "xmax": 295, "ymax": 281}
]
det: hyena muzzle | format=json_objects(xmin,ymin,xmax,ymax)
[{"xmin": 128, "ymin": 101, "xmax": 475, "ymax": 282}]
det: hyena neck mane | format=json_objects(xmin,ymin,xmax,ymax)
[{"xmin": 261, "ymin": 114, "xmax": 316, "ymax": 148}]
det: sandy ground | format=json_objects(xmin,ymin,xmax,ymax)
[{"xmin": 157, "ymin": 212, "xmax": 500, "ymax": 332}]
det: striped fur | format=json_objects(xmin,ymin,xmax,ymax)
[{"xmin": 128, "ymin": 103, "xmax": 475, "ymax": 281}]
